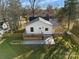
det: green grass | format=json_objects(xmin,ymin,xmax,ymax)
[
  {"xmin": 0, "ymin": 32, "xmax": 46, "ymax": 59},
  {"xmin": 0, "ymin": 32, "xmax": 79, "ymax": 59},
  {"xmin": 0, "ymin": 33, "xmax": 32, "ymax": 59}
]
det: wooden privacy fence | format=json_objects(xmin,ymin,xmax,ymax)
[{"xmin": 23, "ymin": 33, "xmax": 43, "ymax": 40}]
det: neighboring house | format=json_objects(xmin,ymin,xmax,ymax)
[
  {"xmin": 2, "ymin": 22, "xmax": 10, "ymax": 30},
  {"xmin": 0, "ymin": 21, "xmax": 10, "ymax": 32},
  {"xmin": 0, "ymin": 21, "xmax": 10, "ymax": 38},
  {"xmin": 62, "ymin": 20, "xmax": 74, "ymax": 30},
  {"xmin": 18, "ymin": 16, "xmax": 28, "ymax": 30},
  {"xmin": 25, "ymin": 17, "xmax": 54, "ymax": 35}
]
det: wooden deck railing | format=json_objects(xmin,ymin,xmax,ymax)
[{"xmin": 23, "ymin": 33, "xmax": 43, "ymax": 40}]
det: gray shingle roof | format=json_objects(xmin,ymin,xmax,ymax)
[{"xmin": 27, "ymin": 17, "xmax": 52, "ymax": 26}]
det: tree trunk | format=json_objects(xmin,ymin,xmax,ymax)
[
  {"xmin": 68, "ymin": 19, "xmax": 71, "ymax": 31},
  {"xmin": 32, "ymin": 8, "xmax": 35, "ymax": 17}
]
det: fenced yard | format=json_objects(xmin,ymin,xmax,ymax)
[{"xmin": 0, "ymin": 32, "xmax": 79, "ymax": 59}]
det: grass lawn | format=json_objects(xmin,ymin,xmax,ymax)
[
  {"xmin": 0, "ymin": 33, "xmax": 32, "ymax": 59},
  {"xmin": 0, "ymin": 32, "xmax": 79, "ymax": 59},
  {"xmin": 0, "ymin": 32, "xmax": 46, "ymax": 59}
]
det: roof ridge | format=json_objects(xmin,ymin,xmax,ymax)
[
  {"xmin": 39, "ymin": 17, "xmax": 52, "ymax": 25},
  {"xmin": 27, "ymin": 17, "xmax": 52, "ymax": 25}
]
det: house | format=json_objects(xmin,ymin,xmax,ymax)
[
  {"xmin": 0, "ymin": 21, "xmax": 10, "ymax": 38},
  {"xmin": 0, "ymin": 21, "xmax": 10, "ymax": 31},
  {"xmin": 23, "ymin": 17, "xmax": 54, "ymax": 40},
  {"xmin": 25, "ymin": 17, "xmax": 54, "ymax": 35},
  {"xmin": 23, "ymin": 17, "xmax": 55, "ymax": 44},
  {"xmin": 2, "ymin": 22, "xmax": 10, "ymax": 30},
  {"xmin": 18, "ymin": 16, "xmax": 28, "ymax": 30}
]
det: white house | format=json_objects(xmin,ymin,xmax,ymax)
[
  {"xmin": 2, "ymin": 22, "xmax": 10, "ymax": 32},
  {"xmin": 25, "ymin": 17, "xmax": 54, "ymax": 35},
  {"xmin": 23, "ymin": 17, "xmax": 55, "ymax": 44},
  {"xmin": 0, "ymin": 19, "xmax": 11, "ymax": 38},
  {"xmin": 0, "ymin": 21, "xmax": 10, "ymax": 38}
]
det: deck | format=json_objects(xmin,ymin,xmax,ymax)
[
  {"xmin": 23, "ymin": 33, "xmax": 52, "ymax": 40},
  {"xmin": 22, "ymin": 33, "xmax": 55, "ymax": 44},
  {"xmin": 23, "ymin": 33, "xmax": 43, "ymax": 40}
]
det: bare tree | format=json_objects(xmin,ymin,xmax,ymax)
[
  {"xmin": 0, "ymin": 0, "xmax": 8, "ymax": 21},
  {"xmin": 29, "ymin": 0, "xmax": 42, "ymax": 17},
  {"xmin": 46, "ymin": 4, "xmax": 54, "ymax": 17},
  {"xmin": 29, "ymin": 0, "xmax": 36, "ymax": 17},
  {"xmin": 64, "ymin": 0, "xmax": 78, "ymax": 31},
  {"xmin": 7, "ymin": 0, "xmax": 22, "ymax": 32}
]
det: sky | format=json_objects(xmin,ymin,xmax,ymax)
[{"xmin": 20, "ymin": 0, "xmax": 64, "ymax": 9}]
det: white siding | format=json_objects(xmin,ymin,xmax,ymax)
[{"xmin": 26, "ymin": 20, "xmax": 53, "ymax": 34}]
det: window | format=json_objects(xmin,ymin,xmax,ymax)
[
  {"xmin": 30, "ymin": 27, "xmax": 34, "ymax": 32},
  {"xmin": 45, "ymin": 28, "xmax": 48, "ymax": 31}
]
